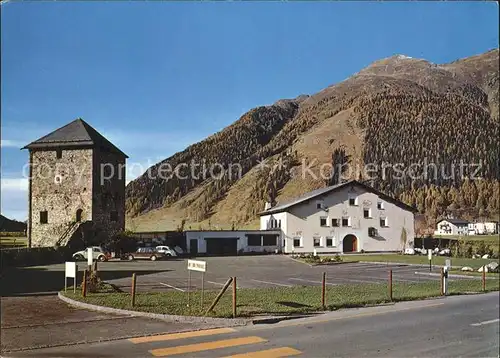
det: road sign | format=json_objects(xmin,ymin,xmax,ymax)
[
  {"xmin": 64, "ymin": 262, "xmax": 77, "ymax": 293},
  {"xmin": 187, "ymin": 259, "xmax": 206, "ymax": 272},
  {"xmin": 65, "ymin": 261, "xmax": 77, "ymax": 278}
]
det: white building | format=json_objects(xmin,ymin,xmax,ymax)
[
  {"xmin": 467, "ymin": 221, "xmax": 499, "ymax": 235},
  {"xmin": 259, "ymin": 180, "xmax": 417, "ymax": 254},
  {"xmin": 434, "ymin": 219, "xmax": 469, "ymax": 236},
  {"xmin": 185, "ymin": 230, "xmax": 281, "ymax": 255}
]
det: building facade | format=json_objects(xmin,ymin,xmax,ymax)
[
  {"xmin": 259, "ymin": 180, "xmax": 417, "ymax": 254},
  {"xmin": 185, "ymin": 230, "xmax": 281, "ymax": 255},
  {"xmin": 467, "ymin": 221, "xmax": 499, "ymax": 235},
  {"xmin": 23, "ymin": 118, "xmax": 127, "ymax": 247}
]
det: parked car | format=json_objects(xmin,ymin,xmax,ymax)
[
  {"xmin": 72, "ymin": 246, "xmax": 108, "ymax": 262},
  {"xmin": 126, "ymin": 247, "xmax": 165, "ymax": 261},
  {"xmin": 155, "ymin": 245, "xmax": 178, "ymax": 257}
]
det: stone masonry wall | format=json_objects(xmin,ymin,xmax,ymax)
[
  {"xmin": 30, "ymin": 149, "xmax": 93, "ymax": 247},
  {"xmin": 91, "ymin": 148, "xmax": 126, "ymax": 242}
]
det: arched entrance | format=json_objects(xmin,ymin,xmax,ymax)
[
  {"xmin": 343, "ymin": 234, "xmax": 358, "ymax": 253},
  {"xmin": 76, "ymin": 209, "xmax": 83, "ymax": 222}
]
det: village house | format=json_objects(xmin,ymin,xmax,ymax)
[
  {"xmin": 23, "ymin": 118, "xmax": 127, "ymax": 248},
  {"xmin": 467, "ymin": 221, "xmax": 499, "ymax": 235},
  {"xmin": 259, "ymin": 180, "xmax": 417, "ymax": 254},
  {"xmin": 434, "ymin": 219, "xmax": 469, "ymax": 236}
]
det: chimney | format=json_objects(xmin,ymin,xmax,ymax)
[{"xmin": 264, "ymin": 202, "xmax": 272, "ymax": 211}]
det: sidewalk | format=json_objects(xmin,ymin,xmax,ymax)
[{"xmin": 0, "ymin": 295, "xmax": 218, "ymax": 353}]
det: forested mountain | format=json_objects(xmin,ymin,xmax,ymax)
[
  {"xmin": 126, "ymin": 49, "xmax": 499, "ymax": 232},
  {"xmin": 0, "ymin": 214, "xmax": 27, "ymax": 232}
]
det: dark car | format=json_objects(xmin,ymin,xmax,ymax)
[{"xmin": 126, "ymin": 247, "xmax": 165, "ymax": 261}]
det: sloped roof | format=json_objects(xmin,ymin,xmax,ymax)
[
  {"xmin": 23, "ymin": 118, "xmax": 128, "ymax": 158},
  {"xmin": 437, "ymin": 218, "xmax": 469, "ymax": 225},
  {"xmin": 259, "ymin": 180, "xmax": 418, "ymax": 215}
]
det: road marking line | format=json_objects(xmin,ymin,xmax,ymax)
[
  {"xmin": 207, "ymin": 281, "xmax": 224, "ymax": 286},
  {"xmin": 222, "ymin": 346, "xmax": 302, "ymax": 358},
  {"xmin": 129, "ymin": 328, "xmax": 236, "ymax": 344},
  {"xmin": 252, "ymin": 279, "xmax": 292, "ymax": 287},
  {"xmin": 149, "ymin": 336, "xmax": 267, "ymax": 356},
  {"xmin": 326, "ymin": 277, "xmax": 377, "ymax": 284},
  {"xmin": 471, "ymin": 318, "xmax": 500, "ymax": 327},
  {"xmin": 289, "ymin": 278, "xmax": 337, "ymax": 285},
  {"xmin": 159, "ymin": 282, "xmax": 185, "ymax": 292}
]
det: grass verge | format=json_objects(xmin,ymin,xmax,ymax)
[
  {"xmin": 341, "ymin": 254, "xmax": 498, "ymax": 269},
  {"xmin": 64, "ymin": 279, "xmax": 499, "ymax": 318}
]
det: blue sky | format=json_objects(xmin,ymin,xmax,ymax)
[{"xmin": 1, "ymin": 1, "xmax": 498, "ymax": 221}]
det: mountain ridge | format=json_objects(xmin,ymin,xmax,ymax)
[{"xmin": 126, "ymin": 49, "xmax": 499, "ymax": 232}]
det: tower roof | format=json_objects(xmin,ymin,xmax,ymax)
[{"xmin": 22, "ymin": 118, "xmax": 128, "ymax": 158}]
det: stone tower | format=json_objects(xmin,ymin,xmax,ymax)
[{"xmin": 23, "ymin": 118, "xmax": 128, "ymax": 248}]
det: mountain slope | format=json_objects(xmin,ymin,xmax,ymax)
[
  {"xmin": 0, "ymin": 214, "xmax": 27, "ymax": 232},
  {"xmin": 126, "ymin": 49, "xmax": 499, "ymax": 232}
]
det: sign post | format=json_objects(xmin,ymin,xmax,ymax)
[
  {"xmin": 427, "ymin": 249, "xmax": 432, "ymax": 272},
  {"xmin": 442, "ymin": 266, "xmax": 449, "ymax": 296},
  {"xmin": 187, "ymin": 259, "xmax": 207, "ymax": 312},
  {"xmin": 65, "ymin": 262, "xmax": 77, "ymax": 293},
  {"xmin": 87, "ymin": 247, "xmax": 93, "ymax": 270}
]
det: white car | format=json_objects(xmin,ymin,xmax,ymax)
[
  {"xmin": 155, "ymin": 245, "xmax": 177, "ymax": 257},
  {"xmin": 72, "ymin": 246, "xmax": 108, "ymax": 262}
]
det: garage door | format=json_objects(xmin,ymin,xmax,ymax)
[{"xmin": 205, "ymin": 238, "xmax": 238, "ymax": 256}]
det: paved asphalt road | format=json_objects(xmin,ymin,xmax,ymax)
[{"xmin": 10, "ymin": 292, "xmax": 499, "ymax": 357}]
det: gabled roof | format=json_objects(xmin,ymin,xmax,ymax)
[
  {"xmin": 437, "ymin": 218, "xmax": 469, "ymax": 225},
  {"xmin": 259, "ymin": 180, "xmax": 418, "ymax": 215},
  {"xmin": 22, "ymin": 118, "xmax": 128, "ymax": 158}
]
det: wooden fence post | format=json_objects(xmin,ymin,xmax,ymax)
[
  {"xmin": 82, "ymin": 270, "xmax": 87, "ymax": 298},
  {"xmin": 232, "ymin": 277, "xmax": 237, "ymax": 318},
  {"xmin": 388, "ymin": 269, "xmax": 393, "ymax": 301},
  {"xmin": 131, "ymin": 273, "xmax": 137, "ymax": 307},
  {"xmin": 482, "ymin": 268, "xmax": 486, "ymax": 292},
  {"xmin": 205, "ymin": 277, "xmax": 233, "ymax": 315},
  {"xmin": 321, "ymin": 272, "xmax": 326, "ymax": 309}
]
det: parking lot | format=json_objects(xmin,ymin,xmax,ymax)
[{"xmin": 42, "ymin": 255, "xmax": 461, "ymax": 293}]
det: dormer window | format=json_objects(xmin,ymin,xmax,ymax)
[
  {"xmin": 316, "ymin": 200, "xmax": 326, "ymax": 210},
  {"xmin": 348, "ymin": 195, "xmax": 358, "ymax": 206}
]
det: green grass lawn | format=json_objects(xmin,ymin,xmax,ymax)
[
  {"xmin": 341, "ymin": 254, "xmax": 497, "ymax": 269},
  {"xmin": 64, "ymin": 279, "xmax": 499, "ymax": 318},
  {"xmin": 434, "ymin": 234, "xmax": 499, "ymax": 241}
]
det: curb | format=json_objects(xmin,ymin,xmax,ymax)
[
  {"xmin": 286, "ymin": 256, "xmax": 313, "ymax": 267},
  {"xmin": 58, "ymin": 292, "xmax": 249, "ymax": 326},
  {"xmin": 312, "ymin": 261, "xmax": 360, "ymax": 267},
  {"xmin": 251, "ymin": 314, "xmax": 315, "ymax": 324}
]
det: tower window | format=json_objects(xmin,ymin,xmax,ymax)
[
  {"xmin": 76, "ymin": 209, "xmax": 83, "ymax": 222},
  {"xmin": 40, "ymin": 211, "xmax": 48, "ymax": 224},
  {"xmin": 56, "ymin": 149, "xmax": 62, "ymax": 159}
]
